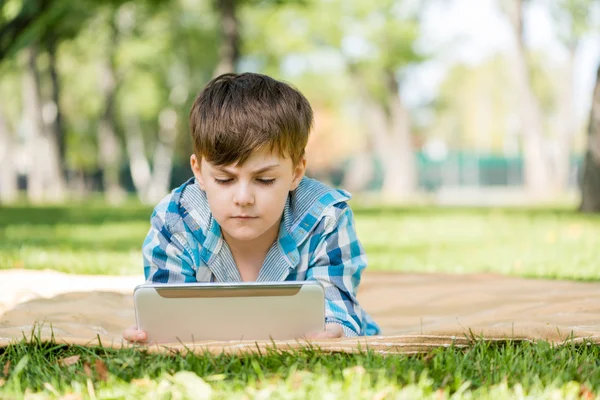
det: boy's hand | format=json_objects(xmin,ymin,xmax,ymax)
[
  {"xmin": 122, "ymin": 326, "xmax": 147, "ymax": 343},
  {"xmin": 305, "ymin": 323, "xmax": 344, "ymax": 339}
]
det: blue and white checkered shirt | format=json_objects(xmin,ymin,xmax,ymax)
[{"xmin": 142, "ymin": 176, "xmax": 380, "ymax": 337}]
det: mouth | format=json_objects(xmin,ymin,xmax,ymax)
[{"xmin": 232, "ymin": 216, "xmax": 258, "ymax": 219}]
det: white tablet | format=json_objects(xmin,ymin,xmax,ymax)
[{"xmin": 133, "ymin": 281, "xmax": 325, "ymax": 343}]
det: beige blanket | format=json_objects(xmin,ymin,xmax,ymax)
[{"xmin": 1, "ymin": 270, "xmax": 598, "ymax": 354}]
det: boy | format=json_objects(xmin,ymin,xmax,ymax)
[{"xmin": 123, "ymin": 73, "xmax": 380, "ymax": 341}]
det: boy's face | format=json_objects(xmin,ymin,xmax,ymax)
[{"xmin": 190, "ymin": 147, "xmax": 306, "ymax": 243}]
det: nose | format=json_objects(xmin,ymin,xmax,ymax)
[{"xmin": 233, "ymin": 182, "xmax": 254, "ymax": 206}]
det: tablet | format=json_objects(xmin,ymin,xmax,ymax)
[{"xmin": 133, "ymin": 281, "xmax": 325, "ymax": 343}]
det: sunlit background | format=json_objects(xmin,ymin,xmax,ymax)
[
  {"xmin": 2, "ymin": 8, "xmax": 600, "ymax": 386},
  {"xmin": 1, "ymin": 0, "xmax": 600, "ymax": 209}
]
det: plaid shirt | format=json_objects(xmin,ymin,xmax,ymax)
[{"xmin": 142, "ymin": 176, "xmax": 380, "ymax": 337}]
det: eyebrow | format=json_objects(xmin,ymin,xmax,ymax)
[{"xmin": 215, "ymin": 164, "xmax": 280, "ymax": 175}]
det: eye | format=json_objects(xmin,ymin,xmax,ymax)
[
  {"xmin": 257, "ymin": 178, "xmax": 275, "ymax": 186},
  {"xmin": 214, "ymin": 178, "xmax": 233, "ymax": 185}
]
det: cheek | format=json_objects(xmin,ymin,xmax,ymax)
[
  {"xmin": 204, "ymin": 186, "xmax": 228, "ymax": 214},
  {"xmin": 259, "ymin": 186, "xmax": 288, "ymax": 214}
]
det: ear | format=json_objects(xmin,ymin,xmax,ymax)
[
  {"xmin": 290, "ymin": 156, "xmax": 307, "ymax": 191},
  {"xmin": 190, "ymin": 154, "xmax": 206, "ymax": 190}
]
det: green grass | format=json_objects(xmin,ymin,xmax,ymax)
[
  {"xmin": 355, "ymin": 206, "xmax": 600, "ymax": 281},
  {"xmin": 1, "ymin": 203, "xmax": 600, "ymax": 280},
  {"xmin": 1, "ymin": 337, "xmax": 599, "ymax": 399},
  {"xmin": 0, "ymin": 204, "xmax": 152, "ymax": 275}
]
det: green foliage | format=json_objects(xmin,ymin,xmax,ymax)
[
  {"xmin": 2, "ymin": 0, "xmax": 598, "ymax": 200},
  {"xmin": 432, "ymin": 55, "xmax": 516, "ymax": 150},
  {"xmin": 241, "ymin": 0, "xmax": 423, "ymax": 104},
  {"xmin": 0, "ymin": 56, "xmax": 22, "ymax": 131},
  {"xmin": 526, "ymin": 50, "xmax": 563, "ymax": 117},
  {"xmin": 1, "ymin": 0, "xmax": 116, "ymax": 60},
  {"xmin": 551, "ymin": 0, "xmax": 598, "ymax": 44},
  {"xmin": 0, "ymin": 0, "xmax": 220, "ymax": 174}
]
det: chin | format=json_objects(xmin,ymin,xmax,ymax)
[
  {"xmin": 228, "ymin": 233, "xmax": 256, "ymax": 241},
  {"xmin": 225, "ymin": 227, "xmax": 264, "ymax": 242}
]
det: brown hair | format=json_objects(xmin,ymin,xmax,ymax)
[{"xmin": 189, "ymin": 73, "xmax": 313, "ymax": 166}]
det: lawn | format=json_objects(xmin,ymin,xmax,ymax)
[
  {"xmin": 1, "ymin": 203, "xmax": 600, "ymax": 280},
  {"xmin": 1, "ymin": 203, "xmax": 599, "ymax": 398},
  {"xmin": 1, "ymin": 339, "xmax": 599, "ymax": 399}
]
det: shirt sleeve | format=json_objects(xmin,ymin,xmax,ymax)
[
  {"xmin": 142, "ymin": 211, "xmax": 197, "ymax": 283},
  {"xmin": 306, "ymin": 203, "xmax": 367, "ymax": 337}
]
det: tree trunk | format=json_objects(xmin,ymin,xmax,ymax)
[
  {"xmin": 124, "ymin": 112, "xmax": 178, "ymax": 205},
  {"xmin": 0, "ymin": 103, "xmax": 18, "ymax": 203},
  {"xmin": 22, "ymin": 48, "xmax": 44, "ymax": 202},
  {"xmin": 342, "ymin": 151, "xmax": 374, "ymax": 193},
  {"xmin": 22, "ymin": 46, "xmax": 59, "ymax": 202},
  {"xmin": 46, "ymin": 36, "xmax": 66, "ymax": 172},
  {"xmin": 42, "ymin": 41, "xmax": 67, "ymax": 201},
  {"xmin": 145, "ymin": 109, "xmax": 177, "ymax": 203},
  {"xmin": 98, "ymin": 69, "xmax": 125, "ymax": 202},
  {"xmin": 579, "ymin": 64, "xmax": 600, "ymax": 212},
  {"xmin": 384, "ymin": 71, "xmax": 417, "ymax": 199},
  {"xmin": 22, "ymin": 46, "xmax": 66, "ymax": 203},
  {"xmin": 554, "ymin": 44, "xmax": 577, "ymax": 192},
  {"xmin": 213, "ymin": 0, "xmax": 239, "ymax": 76},
  {"xmin": 124, "ymin": 115, "xmax": 152, "ymax": 202},
  {"xmin": 97, "ymin": 19, "xmax": 126, "ymax": 204},
  {"xmin": 353, "ymin": 69, "xmax": 417, "ymax": 201},
  {"xmin": 507, "ymin": 0, "xmax": 552, "ymax": 195}
]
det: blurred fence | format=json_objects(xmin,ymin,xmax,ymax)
[
  {"xmin": 330, "ymin": 152, "xmax": 584, "ymax": 192},
  {"xmin": 9, "ymin": 152, "xmax": 584, "ymax": 197}
]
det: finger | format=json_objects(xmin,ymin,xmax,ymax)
[
  {"xmin": 308, "ymin": 330, "xmax": 339, "ymax": 340},
  {"xmin": 318, "ymin": 331, "xmax": 339, "ymax": 339},
  {"xmin": 323, "ymin": 324, "xmax": 344, "ymax": 338},
  {"xmin": 123, "ymin": 328, "xmax": 147, "ymax": 343},
  {"xmin": 302, "ymin": 332, "xmax": 318, "ymax": 340},
  {"xmin": 303, "ymin": 324, "xmax": 344, "ymax": 340}
]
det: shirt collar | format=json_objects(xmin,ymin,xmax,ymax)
[
  {"xmin": 178, "ymin": 176, "xmax": 350, "ymax": 272},
  {"xmin": 199, "ymin": 195, "xmax": 299, "ymax": 273}
]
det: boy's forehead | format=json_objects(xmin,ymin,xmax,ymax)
[{"xmin": 204, "ymin": 150, "xmax": 291, "ymax": 171}]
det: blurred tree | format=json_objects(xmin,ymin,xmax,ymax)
[
  {"xmin": 242, "ymin": 0, "xmax": 423, "ymax": 200},
  {"xmin": 46, "ymin": 35, "xmax": 65, "ymax": 167},
  {"xmin": 501, "ymin": 0, "xmax": 552, "ymax": 196},
  {"xmin": 0, "ymin": 0, "xmax": 117, "ymax": 202},
  {"xmin": 117, "ymin": 0, "xmax": 220, "ymax": 203},
  {"xmin": 434, "ymin": 57, "xmax": 514, "ymax": 152},
  {"xmin": 580, "ymin": 63, "xmax": 600, "ymax": 212},
  {"xmin": 213, "ymin": 0, "xmax": 239, "ymax": 76},
  {"xmin": 1, "ymin": 0, "xmax": 221, "ymax": 203},
  {"xmin": 334, "ymin": 1, "xmax": 423, "ymax": 200},
  {"xmin": 0, "ymin": 0, "xmax": 167, "ymax": 61},
  {"xmin": 0, "ymin": 102, "xmax": 18, "ymax": 202},
  {"xmin": 20, "ymin": 45, "xmax": 67, "ymax": 202},
  {"xmin": 1, "ymin": 1, "xmax": 70, "ymax": 199},
  {"xmin": 0, "ymin": 54, "xmax": 24, "ymax": 204},
  {"xmin": 97, "ymin": 12, "xmax": 126, "ymax": 203},
  {"xmin": 548, "ymin": 0, "xmax": 598, "ymax": 191},
  {"xmin": 2, "ymin": 0, "xmax": 426, "ymax": 203},
  {"xmin": 0, "ymin": 0, "xmax": 52, "ymax": 60}
]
